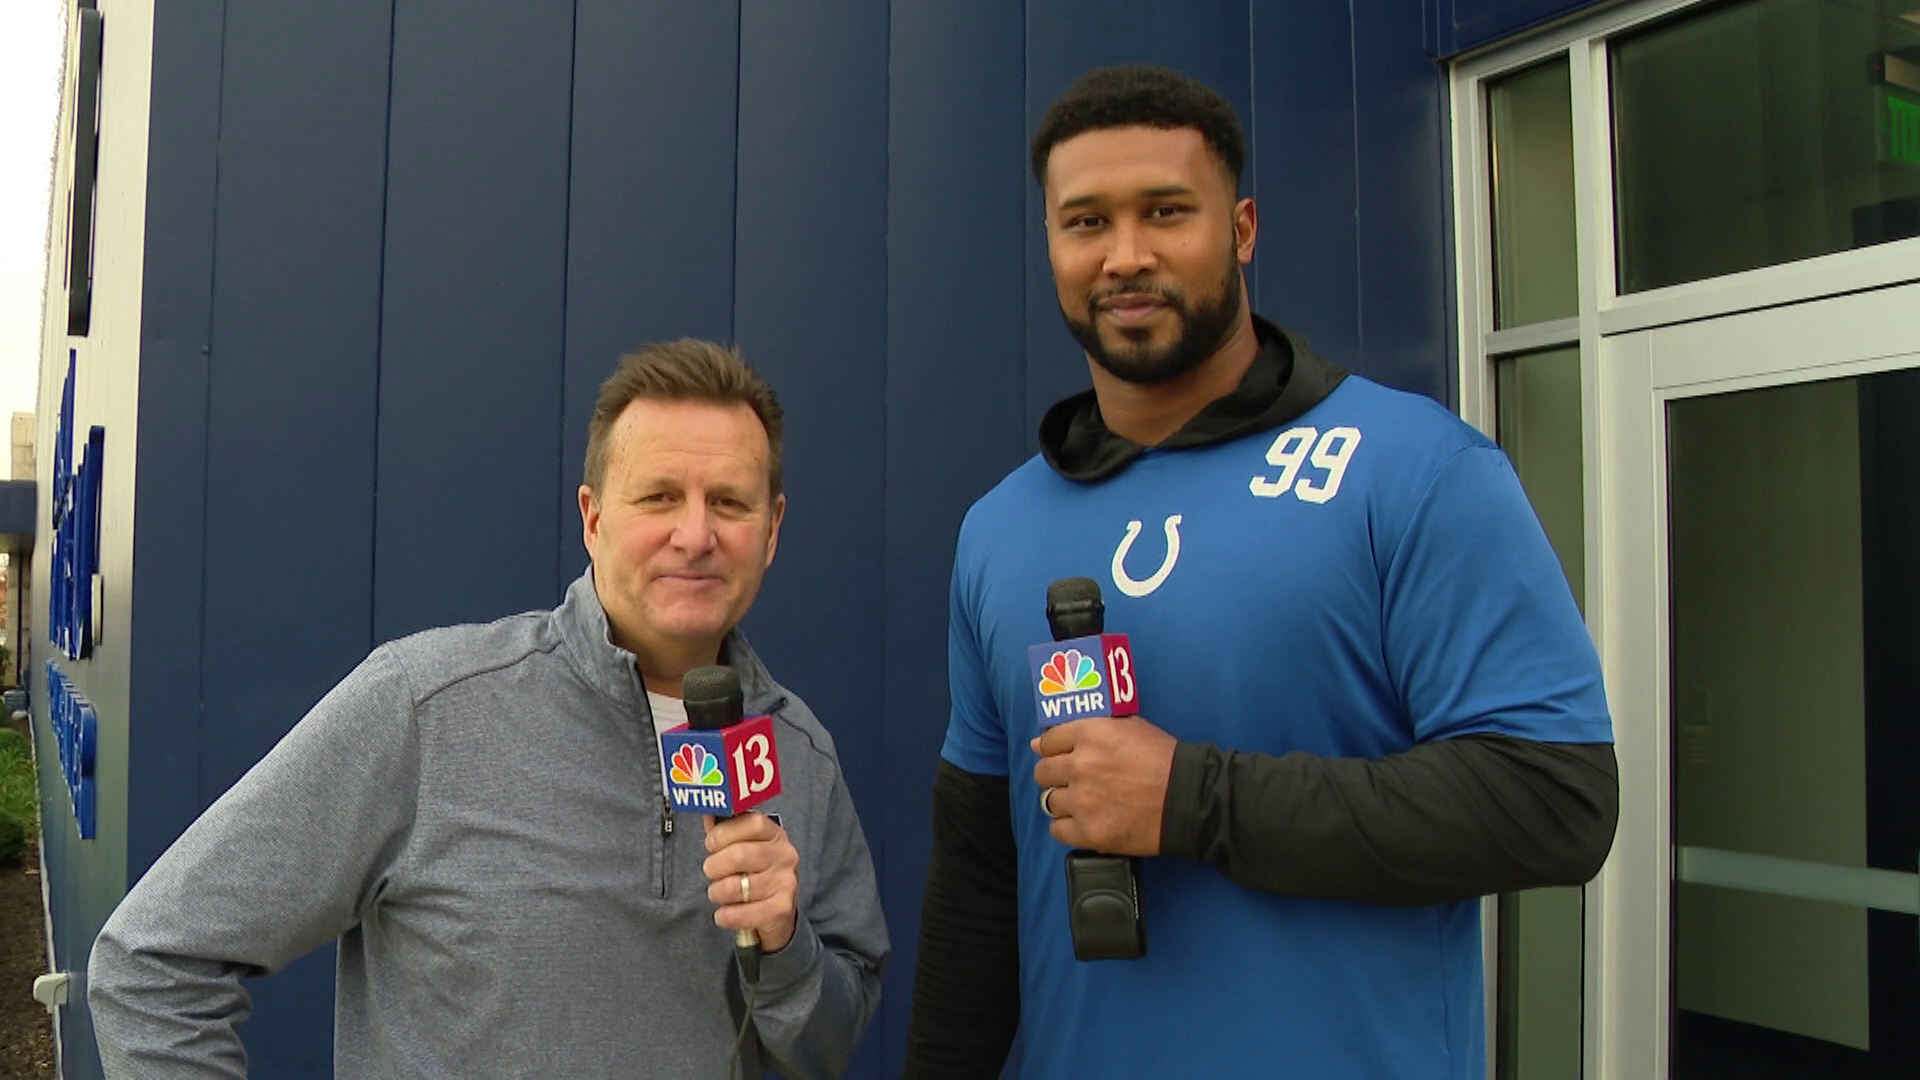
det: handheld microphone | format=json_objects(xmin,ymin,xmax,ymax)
[
  {"xmin": 1034, "ymin": 577, "xmax": 1147, "ymax": 961},
  {"xmin": 1029, "ymin": 578, "xmax": 1140, "ymax": 727},
  {"xmin": 665, "ymin": 665, "xmax": 784, "ymax": 981}
]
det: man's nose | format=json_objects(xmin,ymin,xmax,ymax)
[
  {"xmin": 1102, "ymin": 221, "xmax": 1154, "ymax": 279},
  {"xmin": 669, "ymin": 501, "xmax": 718, "ymax": 554}
]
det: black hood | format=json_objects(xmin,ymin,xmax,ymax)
[{"xmin": 1038, "ymin": 315, "xmax": 1349, "ymax": 482}]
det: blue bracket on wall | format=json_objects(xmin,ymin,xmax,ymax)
[
  {"xmin": 45, "ymin": 662, "xmax": 97, "ymax": 840},
  {"xmin": 50, "ymin": 349, "xmax": 104, "ymax": 661}
]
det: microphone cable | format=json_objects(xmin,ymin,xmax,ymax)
[{"xmin": 729, "ymin": 967, "xmax": 758, "ymax": 1080}]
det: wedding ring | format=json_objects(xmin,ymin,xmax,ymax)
[
  {"xmin": 1040, "ymin": 787, "xmax": 1060, "ymax": 819},
  {"xmin": 739, "ymin": 873, "xmax": 751, "ymax": 903}
]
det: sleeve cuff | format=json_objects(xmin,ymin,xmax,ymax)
[
  {"xmin": 1159, "ymin": 740, "xmax": 1217, "ymax": 862},
  {"xmin": 749, "ymin": 914, "xmax": 823, "ymax": 997}
]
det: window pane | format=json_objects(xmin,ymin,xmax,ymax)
[
  {"xmin": 1498, "ymin": 887, "xmax": 1585, "ymax": 1080},
  {"xmin": 1490, "ymin": 57, "xmax": 1579, "ymax": 327},
  {"xmin": 1667, "ymin": 369, "xmax": 1920, "ymax": 1077},
  {"xmin": 1612, "ymin": 0, "xmax": 1920, "ymax": 294},
  {"xmin": 1494, "ymin": 344, "xmax": 1586, "ymax": 1080},
  {"xmin": 1497, "ymin": 345, "xmax": 1585, "ymax": 610}
]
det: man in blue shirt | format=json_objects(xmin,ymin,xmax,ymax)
[{"xmin": 905, "ymin": 65, "xmax": 1618, "ymax": 1079}]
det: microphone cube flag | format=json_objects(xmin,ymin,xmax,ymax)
[
  {"xmin": 660, "ymin": 713, "xmax": 783, "ymax": 815},
  {"xmin": 1027, "ymin": 633, "xmax": 1140, "ymax": 727}
]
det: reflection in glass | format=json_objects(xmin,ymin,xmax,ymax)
[
  {"xmin": 1612, "ymin": 0, "xmax": 1920, "ymax": 293},
  {"xmin": 1667, "ymin": 368, "xmax": 1920, "ymax": 1077},
  {"xmin": 1489, "ymin": 57, "xmax": 1578, "ymax": 327},
  {"xmin": 1497, "ymin": 346, "xmax": 1584, "ymax": 610},
  {"xmin": 1494, "ymin": 345, "xmax": 1586, "ymax": 1080}
]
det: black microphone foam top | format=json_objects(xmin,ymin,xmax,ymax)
[
  {"xmin": 1046, "ymin": 576, "xmax": 1105, "ymax": 641},
  {"xmin": 682, "ymin": 664, "xmax": 744, "ymax": 730}
]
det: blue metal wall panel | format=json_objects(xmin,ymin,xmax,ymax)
[
  {"xmin": 1441, "ymin": 0, "xmax": 1601, "ymax": 56},
  {"xmin": 1250, "ymin": 3, "xmax": 1362, "ymax": 368},
  {"xmin": 560, "ymin": 0, "xmax": 740, "ymax": 593},
  {"xmin": 881, "ymin": 1, "xmax": 1030, "ymax": 1070},
  {"xmin": 127, "ymin": 0, "xmax": 219, "ymax": 897},
  {"xmin": 374, "ymin": 1, "xmax": 575, "ymax": 641},
  {"xmin": 1352, "ymin": 0, "xmax": 1452, "ymax": 402},
  {"xmin": 731, "ymin": 0, "xmax": 890, "ymax": 863},
  {"xmin": 1021, "ymin": 0, "xmax": 1257, "ymax": 439},
  {"xmin": 196, "ymin": 1, "xmax": 393, "ymax": 1071}
]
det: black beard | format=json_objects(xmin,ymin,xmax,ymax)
[{"xmin": 1061, "ymin": 255, "xmax": 1244, "ymax": 386}]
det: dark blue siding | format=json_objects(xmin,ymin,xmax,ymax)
[
  {"xmin": 1250, "ymin": 2, "xmax": 1362, "ymax": 367},
  {"xmin": 374, "ymin": 0, "xmax": 575, "ymax": 640},
  {"xmin": 731, "ymin": 0, "xmax": 891, "ymax": 835},
  {"xmin": 560, "ymin": 0, "xmax": 741, "ymax": 591},
  {"xmin": 1439, "ymin": 0, "xmax": 1602, "ymax": 56},
  {"xmin": 1354, "ymin": 0, "xmax": 1453, "ymax": 402},
  {"xmin": 881, "ymin": 0, "xmax": 1030, "ymax": 1068},
  {"xmin": 195, "ymin": 1, "xmax": 394, "ymax": 1072}
]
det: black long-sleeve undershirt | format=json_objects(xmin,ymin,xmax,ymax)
[{"xmin": 902, "ymin": 733, "xmax": 1619, "ymax": 1078}]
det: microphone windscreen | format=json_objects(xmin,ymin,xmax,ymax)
[
  {"xmin": 1046, "ymin": 577, "xmax": 1106, "ymax": 640},
  {"xmin": 683, "ymin": 665, "xmax": 744, "ymax": 730}
]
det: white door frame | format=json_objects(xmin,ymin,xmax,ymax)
[{"xmin": 1590, "ymin": 278, "xmax": 1920, "ymax": 1078}]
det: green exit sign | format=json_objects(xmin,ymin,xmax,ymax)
[{"xmin": 1882, "ymin": 90, "xmax": 1920, "ymax": 170}]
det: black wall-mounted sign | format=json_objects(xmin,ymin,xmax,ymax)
[{"xmin": 64, "ymin": 6, "xmax": 104, "ymax": 337}]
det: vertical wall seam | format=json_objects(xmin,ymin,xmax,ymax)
[
  {"xmin": 195, "ymin": 0, "xmax": 235, "ymax": 812},
  {"xmin": 730, "ymin": 0, "xmax": 744, "ymax": 345},
  {"xmin": 557, "ymin": 0, "xmax": 580, "ymax": 592},
  {"xmin": 368, "ymin": 0, "xmax": 399, "ymax": 649},
  {"xmin": 1020, "ymin": 0, "xmax": 1031, "ymax": 449},
  {"xmin": 878, "ymin": 0, "xmax": 894, "ymax": 903},
  {"xmin": 1245, "ymin": 0, "xmax": 1257, "ymax": 303},
  {"xmin": 1348, "ymin": 0, "xmax": 1366, "ymax": 365}
]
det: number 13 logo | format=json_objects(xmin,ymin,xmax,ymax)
[
  {"xmin": 1250, "ymin": 426, "xmax": 1362, "ymax": 503},
  {"xmin": 1106, "ymin": 645, "xmax": 1135, "ymax": 707},
  {"xmin": 731, "ymin": 734, "xmax": 775, "ymax": 798}
]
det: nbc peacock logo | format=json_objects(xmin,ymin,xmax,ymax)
[
  {"xmin": 670, "ymin": 744, "xmax": 724, "ymax": 787},
  {"xmin": 1037, "ymin": 649, "xmax": 1102, "ymax": 696}
]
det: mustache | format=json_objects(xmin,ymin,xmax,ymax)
[{"xmin": 1087, "ymin": 280, "xmax": 1186, "ymax": 313}]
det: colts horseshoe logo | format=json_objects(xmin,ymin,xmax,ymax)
[{"xmin": 1111, "ymin": 515, "xmax": 1183, "ymax": 598}]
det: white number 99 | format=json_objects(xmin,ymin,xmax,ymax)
[{"xmin": 1249, "ymin": 425, "xmax": 1362, "ymax": 502}]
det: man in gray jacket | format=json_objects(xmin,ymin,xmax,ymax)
[{"xmin": 88, "ymin": 339, "xmax": 889, "ymax": 1078}]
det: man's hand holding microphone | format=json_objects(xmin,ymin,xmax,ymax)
[
  {"xmin": 702, "ymin": 812, "xmax": 799, "ymax": 954},
  {"xmin": 666, "ymin": 665, "xmax": 796, "ymax": 979},
  {"xmin": 1026, "ymin": 577, "xmax": 1176, "ymax": 959},
  {"xmin": 1031, "ymin": 713, "xmax": 1177, "ymax": 857}
]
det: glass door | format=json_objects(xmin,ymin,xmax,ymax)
[{"xmin": 1594, "ymin": 278, "xmax": 1920, "ymax": 1078}]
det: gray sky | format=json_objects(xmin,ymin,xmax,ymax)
[{"xmin": 0, "ymin": 0, "xmax": 64, "ymax": 472}]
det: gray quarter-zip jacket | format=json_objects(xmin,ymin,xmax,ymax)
[{"xmin": 88, "ymin": 571, "xmax": 889, "ymax": 1078}]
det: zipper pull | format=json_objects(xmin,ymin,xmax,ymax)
[{"xmin": 660, "ymin": 798, "xmax": 675, "ymax": 837}]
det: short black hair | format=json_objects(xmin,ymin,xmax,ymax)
[{"xmin": 1030, "ymin": 64, "xmax": 1246, "ymax": 189}]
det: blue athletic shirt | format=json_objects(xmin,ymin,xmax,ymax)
[{"xmin": 942, "ymin": 373, "xmax": 1612, "ymax": 1079}]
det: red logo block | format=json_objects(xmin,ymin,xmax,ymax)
[{"xmin": 661, "ymin": 713, "xmax": 783, "ymax": 815}]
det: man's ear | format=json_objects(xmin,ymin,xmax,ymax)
[
  {"xmin": 578, "ymin": 485, "xmax": 600, "ymax": 560},
  {"xmin": 1234, "ymin": 196, "xmax": 1258, "ymax": 265},
  {"xmin": 764, "ymin": 493, "xmax": 786, "ymax": 569}
]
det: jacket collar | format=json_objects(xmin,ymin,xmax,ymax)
[{"xmin": 555, "ymin": 569, "xmax": 789, "ymax": 718}]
